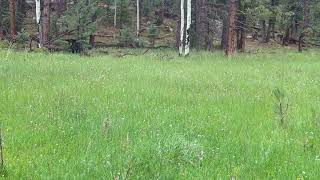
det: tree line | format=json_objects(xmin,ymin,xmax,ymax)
[{"xmin": 0, "ymin": 0, "xmax": 319, "ymax": 55}]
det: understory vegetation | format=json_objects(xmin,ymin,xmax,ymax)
[{"xmin": 0, "ymin": 50, "xmax": 319, "ymax": 178}]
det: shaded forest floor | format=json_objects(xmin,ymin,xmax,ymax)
[{"xmin": 0, "ymin": 50, "xmax": 320, "ymax": 178}]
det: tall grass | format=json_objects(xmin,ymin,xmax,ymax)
[{"xmin": 0, "ymin": 50, "xmax": 319, "ymax": 178}]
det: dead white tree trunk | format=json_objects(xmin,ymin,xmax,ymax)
[
  {"xmin": 35, "ymin": 0, "xmax": 42, "ymax": 48},
  {"xmin": 136, "ymin": 0, "xmax": 140, "ymax": 37},
  {"xmin": 179, "ymin": 0, "xmax": 185, "ymax": 56},
  {"xmin": 184, "ymin": 0, "xmax": 191, "ymax": 56}
]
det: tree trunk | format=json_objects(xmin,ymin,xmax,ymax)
[
  {"xmin": 260, "ymin": 20, "xmax": 267, "ymax": 43},
  {"xmin": 114, "ymin": 0, "xmax": 117, "ymax": 28},
  {"xmin": 136, "ymin": 0, "xmax": 140, "ymax": 37},
  {"xmin": 184, "ymin": 0, "xmax": 191, "ymax": 56},
  {"xmin": 299, "ymin": 0, "xmax": 308, "ymax": 52},
  {"xmin": 196, "ymin": 0, "xmax": 208, "ymax": 50},
  {"xmin": 179, "ymin": 0, "xmax": 185, "ymax": 56},
  {"xmin": 176, "ymin": 20, "xmax": 181, "ymax": 49},
  {"xmin": 57, "ymin": 0, "xmax": 66, "ymax": 17},
  {"xmin": 225, "ymin": 0, "xmax": 236, "ymax": 56},
  {"xmin": 42, "ymin": 0, "xmax": 50, "ymax": 46},
  {"xmin": 236, "ymin": 0, "xmax": 246, "ymax": 52},
  {"xmin": 283, "ymin": 28, "xmax": 290, "ymax": 46},
  {"xmin": 9, "ymin": 0, "xmax": 16, "ymax": 41},
  {"xmin": 35, "ymin": 0, "xmax": 42, "ymax": 48},
  {"xmin": 221, "ymin": 17, "xmax": 227, "ymax": 49},
  {"xmin": 266, "ymin": 0, "xmax": 276, "ymax": 42},
  {"xmin": 0, "ymin": 0, "xmax": 3, "ymax": 39}
]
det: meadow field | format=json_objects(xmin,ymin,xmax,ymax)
[{"xmin": 0, "ymin": 49, "xmax": 320, "ymax": 179}]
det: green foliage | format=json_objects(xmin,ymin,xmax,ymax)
[
  {"xmin": 60, "ymin": 0, "xmax": 98, "ymax": 52},
  {"xmin": 147, "ymin": 24, "xmax": 159, "ymax": 47},
  {"xmin": 118, "ymin": 26, "xmax": 134, "ymax": 47},
  {"xmin": 273, "ymin": 87, "xmax": 289, "ymax": 126},
  {"xmin": 16, "ymin": 29, "xmax": 30, "ymax": 45}
]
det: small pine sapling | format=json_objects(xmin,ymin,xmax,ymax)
[{"xmin": 273, "ymin": 87, "xmax": 289, "ymax": 126}]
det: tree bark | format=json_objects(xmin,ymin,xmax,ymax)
[
  {"xmin": 179, "ymin": 0, "xmax": 185, "ymax": 56},
  {"xmin": 136, "ymin": 0, "xmax": 140, "ymax": 37},
  {"xmin": 236, "ymin": 0, "xmax": 246, "ymax": 52},
  {"xmin": 57, "ymin": 0, "xmax": 66, "ymax": 17},
  {"xmin": 299, "ymin": 0, "xmax": 308, "ymax": 52},
  {"xmin": 221, "ymin": 17, "xmax": 227, "ymax": 49},
  {"xmin": 184, "ymin": 0, "xmax": 191, "ymax": 56},
  {"xmin": 35, "ymin": 0, "xmax": 42, "ymax": 48},
  {"xmin": 266, "ymin": 0, "xmax": 277, "ymax": 42},
  {"xmin": 42, "ymin": 0, "xmax": 50, "ymax": 46},
  {"xmin": 225, "ymin": 0, "xmax": 236, "ymax": 56},
  {"xmin": 114, "ymin": 0, "xmax": 117, "ymax": 28},
  {"xmin": 196, "ymin": 0, "xmax": 208, "ymax": 50},
  {"xmin": 260, "ymin": 20, "xmax": 267, "ymax": 43},
  {"xmin": 9, "ymin": 0, "xmax": 16, "ymax": 41},
  {"xmin": 0, "ymin": 0, "xmax": 3, "ymax": 39}
]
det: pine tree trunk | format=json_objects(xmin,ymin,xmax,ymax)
[
  {"xmin": 184, "ymin": 0, "xmax": 191, "ymax": 56},
  {"xmin": 266, "ymin": 0, "xmax": 276, "ymax": 42},
  {"xmin": 57, "ymin": 0, "xmax": 66, "ymax": 17},
  {"xmin": 261, "ymin": 20, "xmax": 267, "ymax": 43},
  {"xmin": 225, "ymin": 0, "xmax": 236, "ymax": 56},
  {"xmin": 236, "ymin": 1, "xmax": 246, "ymax": 52},
  {"xmin": 179, "ymin": 0, "xmax": 185, "ymax": 56},
  {"xmin": 42, "ymin": 0, "xmax": 50, "ymax": 46},
  {"xmin": 176, "ymin": 19, "xmax": 181, "ymax": 49},
  {"xmin": 136, "ymin": 0, "xmax": 140, "ymax": 37},
  {"xmin": 299, "ymin": 0, "xmax": 308, "ymax": 52},
  {"xmin": 196, "ymin": 0, "xmax": 208, "ymax": 50},
  {"xmin": 221, "ymin": 17, "xmax": 227, "ymax": 49},
  {"xmin": 9, "ymin": 0, "xmax": 16, "ymax": 41}
]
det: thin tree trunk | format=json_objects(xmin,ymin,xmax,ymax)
[
  {"xmin": 42, "ymin": 0, "xmax": 50, "ymax": 46},
  {"xmin": 266, "ymin": 0, "xmax": 276, "ymax": 42},
  {"xmin": 35, "ymin": 0, "xmax": 42, "ymax": 48},
  {"xmin": 114, "ymin": 0, "xmax": 117, "ymax": 28},
  {"xmin": 261, "ymin": 20, "xmax": 267, "ymax": 43},
  {"xmin": 9, "ymin": 0, "xmax": 16, "ymax": 41},
  {"xmin": 179, "ymin": 0, "xmax": 185, "ymax": 56},
  {"xmin": 221, "ymin": 17, "xmax": 227, "ymax": 49},
  {"xmin": 176, "ymin": 20, "xmax": 181, "ymax": 49},
  {"xmin": 299, "ymin": 0, "xmax": 308, "ymax": 52},
  {"xmin": 184, "ymin": 0, "xmax": 191, "ymax": 56},
  {"xmin": 0, "ymin": 0, "xmax": 3, "ymax": 39},
  {"xmin": 225, "ymin": 0, "xmax": 236, "ymax": 56},
  {"xmin": 136, "ymin": 0, "xmax": 140, "ymax": 37}
]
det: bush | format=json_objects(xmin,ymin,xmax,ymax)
[
  {"xmin": 119, "ymin": 27, "xmax": 134, "ymax": 47},
  {"xmin": 148, "ymin": 24, "xmax": 159, "ymax": 47}
]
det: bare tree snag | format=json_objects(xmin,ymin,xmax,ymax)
[
  {"xmin": 184, "ymin": 0, "xmax": 191, "ymax": 56},
  {"xmin": 35, "ymin": 0, "xmax": 42, "ymax": 48},
  {"xmin": 225, "ymin": 0, "xmax": 236, "ymax": 56}
]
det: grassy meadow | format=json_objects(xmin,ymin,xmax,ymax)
[{"xmin": 0, "ymin": 49, "xmax": 320, "ymax": 179}]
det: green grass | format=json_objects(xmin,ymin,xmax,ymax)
[{"xmin": 0, "ymin": 49, "xmax": 320, "ymax": 179}]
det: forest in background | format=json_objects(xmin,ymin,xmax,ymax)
[{"xmin": 0, "ymin": 0, "xmax": 319, "ymax": 55}]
